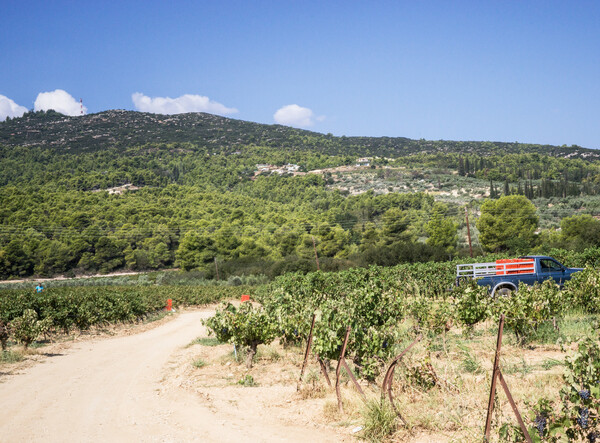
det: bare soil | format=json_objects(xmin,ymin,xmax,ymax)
[
  {"xmin": 0, "ymin": 308, "xmax": 351, "ymax": 442},
  {"xmin": 0, "ymin": 307, "xmax": 574, "ymax": 442}
]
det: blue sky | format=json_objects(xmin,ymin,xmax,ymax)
[{"xmin": 1, "ymin": 1, "xmax": 599, "ymax": 148}]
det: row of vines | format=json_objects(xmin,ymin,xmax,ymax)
[
  {"xmin": 204, "ymin": 257, "xmax": 600, "ymax": 440},
  {"xmin": 0, "ymin": 285, "xmax": 253, "ymax": 349},
  {"xmin": 242, "ymin": 265, "xmax": 599, "ymax": 379}
]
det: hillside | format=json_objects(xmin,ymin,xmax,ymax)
[
  {"xmin": 2, "ymin": 109, "xmax": 600, "ymax": 280},
  {"xmin": 1, "ymin": 109, "xmax": 598, "ymax": 159}
]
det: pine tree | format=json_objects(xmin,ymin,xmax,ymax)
[{"xmin": 489, "ymin": 179, "xmax": 497, "ymax": 199}]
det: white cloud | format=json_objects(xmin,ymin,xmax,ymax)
[
  {"xmin": 132, "ymin": 92, "xmax": 238, "ymax": 116},
  {"xmin": 274, "ymin": 104, "xmax": 322, "ymax": 128},
  {"xmin": 34, "ymin": 90, "xmax": 86, "ymax": 116},
  {"xmin": 0, "ymin": 95, "xmax": 28, "ymax": 121}
]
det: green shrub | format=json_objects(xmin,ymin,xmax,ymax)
[
  {"xmin": 453, "ymin": 279, "xmax": 490, "ymax": 329},
  {"xmin": 490, "ymin": 280, "xmax": 564, "ymax": 345},
  {"xmin": 0, "ymin": 350, "xmax": 24, "ymax": 363},
  {"xmin": 11, "ymin": 309, "xmax": 52, "ymax": 348},
  {"xmin": 564, "ymin": 267, "xmax": 600, "ymax": 314},
  {"xmin": 203, "ymin": 302, "xmax": 277, "ymax": 368},
  {"xmin": 192, "ymin": 358, "xmax": 207, "ymax": 368}
]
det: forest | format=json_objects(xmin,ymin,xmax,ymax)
[{"xmin": 3, "ymin": 110, "xmax": 600, "ymax": 279}]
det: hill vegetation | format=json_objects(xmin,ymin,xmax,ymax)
[{"xmin": 2, "ymin": 109, "xmax": 600, "ymax": 279}]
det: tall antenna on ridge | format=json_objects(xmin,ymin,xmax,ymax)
[{"xmin": 80, "ymin": 98, "xmax": 83, "ymax": 115}]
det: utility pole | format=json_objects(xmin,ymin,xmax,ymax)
[
  {"xmin": 312, "ymin": 236, "xmax": 320, "ymax": 271},
  {"xmin": 465, "ymin": 207, "xmax": 473, "ymax": 258}
]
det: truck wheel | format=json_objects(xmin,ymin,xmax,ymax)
[{"xmin": 496, "ymin": 287, "xmax": 513, "ymax": 297}]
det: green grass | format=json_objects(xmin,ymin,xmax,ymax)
[
  {"xmin": 187, "ymin": 337, "xmax": 222, "ymax": 347},
  {"xmin": 457, "ymin": 344, "xmax": 483, "ymax": 374},
  {"xmin": 359, "ymin": 398, "xmax": 398, "ymax": 443},
  {"xmin": 541, "ymin": 358, "xmax": 563, "ymax": 370},
  {"xmin": 237, "ymin": 374, "xmax": 257, "ymax": 387},
  {"xmin": 192, "ymin": 358, "xmax": 207, "ymax": 368},
  {"xmin": 527, "ymin": 321, "xmax": 563, "ymax": 344},
  {"xmin": 558, "ymin": 312, "xmax": 600, "ymax": 341},
  {"xmin": 0, "ymin": 350, "xmax": 24, "ymax": 364},
  {"xmin": 503, "ymin": 358, "xmax": 533, "ymax": 377}
]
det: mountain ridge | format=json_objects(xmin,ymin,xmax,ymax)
[{"xmin": 1, "ymin": 109, "xmax": 597, "ymax": 159}]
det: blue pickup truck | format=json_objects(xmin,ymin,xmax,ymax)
[{"xmin": 456, "ymin": 256, "xmax": 583, "ymax": 296}]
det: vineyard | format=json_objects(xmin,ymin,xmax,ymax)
[
  {"xmin": 0, "ymin": 285, "xmax": 253, "ymax": 349},
  {"xmin": 2, "ymin": 250, "xmax": 600, "ymax": 441},
  {"xmin": 205, "ymin": 255, "xmax": 600, "ymax": 441}
]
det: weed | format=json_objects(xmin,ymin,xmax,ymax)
[
  {"xmin": 192, "ymin": 358, "xmax": 207, "ymax": 368},
  {"xmin": 187, "ymin": 337, "xmax": 221, "ymax": 347},
  {"xmin": 528, "ymin": 321, "xmax": 563, "ymax": 344},
  {"xmin": 298, "ymin": 369, "xmax": 327, "ymax": 399},
  {"xmin": 541, "ymin": 358, "xmax": 563, "ymax": 370},
  {"xmin": 360, "ymin": 398, "xmax": 398, "ymax": 442},
  {"xmin": 256, "ymin": 345, "xmax": 281, "ymax": 362},
  {"xmin": 0, "ymin": 350, "xmax": 24, "ymax": 364},
  {"xmin": 237, "ymin": 374, "xmax": 257, "ymax": 387},
  {"xmin": 322, "ymin": 400, "xmax": 339, "ymax": 421},
  {"xmin": 459, "ymin": 348, "xmax": 483, "ymax": 374},
  {"xmin": 405, "ymin": 361, "xmax": 438, "ymax": 390},
  {"xmin": 503, "ymin": 358, "xmax": 532, "ymax": 377}
]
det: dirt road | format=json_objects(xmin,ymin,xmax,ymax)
[{"xmin": 0, "ymin": 310, "xmax": 343, "ymax": 442}]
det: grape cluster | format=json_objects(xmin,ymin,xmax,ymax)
[
  {"xmin": 580, "ymin": 389, "xmax": 592, "ymax": 401},
  {"xmin": 589, "ymin": 431, "xmax": 599, "ymax": 443},
  {"xmin": 578, "ymin": 408, "xmax": 590, "ymax": 429},
  {"xmin": 534, "ymin": 414, "xmax": 547, "ymax": 437}
]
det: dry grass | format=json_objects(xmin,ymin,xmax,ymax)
[
  {"xmin": 381, "ymin": 320, "xmax": 567, "ymax": 442},
  {"xmin": 176, "ymin": 315, "xmax": 595, "ymax": 442}
]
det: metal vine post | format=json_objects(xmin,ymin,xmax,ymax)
[
  {"xmin": 297, "ymin": 313, "xmax": 316, "ymax": 392},
  {"xmin": 335, "ymin": 326, "xmax": 351, "ymax": 413},
  {"xmin": 380, "ymin": 334, "xmax": 422, "ymax": 425},
  {"xmin": 484, "ymin": 314, "xmax": 532, "ymax": 443}
]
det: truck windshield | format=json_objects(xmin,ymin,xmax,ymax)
[{"xmin": 539, "ymin": 259, "xmax": 562, "ymax": 272}]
